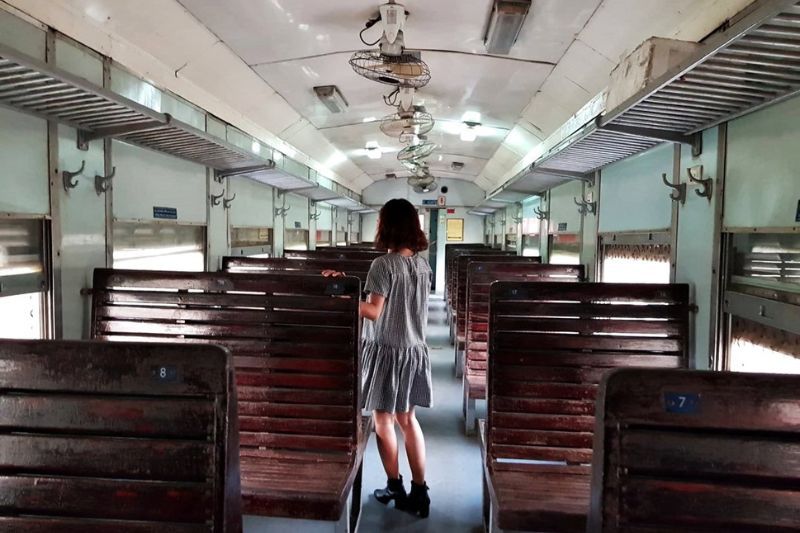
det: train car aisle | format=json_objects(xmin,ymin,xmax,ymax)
[{"xmin": 359, "ymin": 295, "xmax": 485, "ymax": 532}]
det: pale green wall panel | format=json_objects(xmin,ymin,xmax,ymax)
[
  {"xmin": 0, "ymin": 108, "xmax": 48, "ymax": 215},
  {"xmin": 317, "ymin": 203, "xmax": 333, "ymax": 231},
  {"xmin": 599, "ymin": 143, "xmax": 673, "ymax": 233},
  {"xmin": 110, "ymin": 66, "xmax": 161, "ymax": 112},
  {"xmin": 676, "ymin": 129, "xmax": 718, "ymax": 370},
  {"xmin": 55, "ymin": 37, "xmax": 102, "ymax": 86},
  {"xmin": 0, "ymin": 9, "xmax": 45, "ymax": 60},
  {"xmin": 725, "ymin": 94, "xmax": 800, "ymax": 229},
  {"xmin": 112, "ymin": 141, "xmax": 207, "ymax": 223},
  {"xmin": 207, "ymin": 173, "xmax": 227, "ymax": 271},
  {"xmin": 228, "ymin": 177, "xmax": 274, "ymax": 228},
  {"xmin": 57, "ymin": 124, "xmax": 106, "ymax": 339},
  {"xmin": 161, "ymin": 93, "xmax": 206, "ymax": 131},
  {"xmin": 581, "ymin": 181, "xmax": 599, "ymax": 281},
  {"xmin": 283, "ymin": 193, "xmax": 309, "ymax": 230},
  {"xmin": 549, "ymin": 180, "xmax": 583, "ymax": 234}
]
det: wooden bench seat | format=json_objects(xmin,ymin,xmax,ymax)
[
  {"xmin": 462, "ymin": 262, "xmax": 583, "ymax": 434},
  {"xmin": 223, "ymin": 256, "xmax": 372, "ymax": 284},
  {"xmin": 482, "ymin": 282, "xmax": 690, "ymax": 532},
  {"xmin": 589, "ymin": 368, "xmax": 800, "ymax": 533},
  {"xmin": 453, "ymin": 251, "xmax": 519, "ymax": 378},
  {"xmin": 91, "ymin": 269, "xmax": 368, "ymax": 531},
  {"xmin": 285, "ymin": 249, "xmax": 384, "ymax": 262},
  {"xmin": 0, "ymin": 339, "xmax": 241, "ymax": 532},
  {"xmin": 446, "ymin": 245, "xmax": 490, "ymax": 343}
]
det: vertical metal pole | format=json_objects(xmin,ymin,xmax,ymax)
[
  {"xmin": 102, "ymin": 57, "xmax": 114, "ymax": 267},
  {"xmin": 45, "ymin": 29, "xmax": 63, "ymax": 339},
  {"xmin": 709, "ymin": 123, "xmax": 728, "ymax": 370},
  {"xmin": 669, "ymin": 143, "xmax": 682, "ymax": 283}
]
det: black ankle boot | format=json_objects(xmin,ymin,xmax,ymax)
[
  {"xmin": 399, "ymin": 481, "xmax": 430, "ymax": 518},
  {"xmin": 374, "ymin": 476, "xmax": 407, "ymax": 506}
]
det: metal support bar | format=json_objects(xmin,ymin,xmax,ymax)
[
  {"xmin": 214, "ymin": 162, "xmax": 276, "ymax": 182},
  {"xmin": 76, "ymin": 119, "xmax": 167, "ymax": 150},
  {"xmin": 599, "ymin": 122, "xmax": 698, "ymax": 146},
  {"xmin": 534, "ymin": 168, "xmax": 595, "ymax": 184}
]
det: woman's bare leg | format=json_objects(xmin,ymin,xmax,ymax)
[
  {"xmin": 395, "ymin": 409, "xmax": 426, "ymax": 484},
  {"xmin": 373, "ymin": 410, "xmax": 400, "ymax": 479}
]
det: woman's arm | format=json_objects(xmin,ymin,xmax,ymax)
[{"xmin": 360, "ymin": 293, "xmax": 386, "ymax": 321}]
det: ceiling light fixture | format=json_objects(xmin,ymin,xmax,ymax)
[
  {"xmin": 365, "ymin": 141, "xmax": 383, "ymax": 160},
  {"xmin": 484, "ymin": 0, "xmax": 532, "ymax": 55},
  {"xmin": 363, "ymin": 116, "xmax": 377, "ymax": 123},
  {"xmin": 460, "ymin": 123, "xmax": 479, "ymax": 142},
  {"xmin": 313, "ymin": 85, "xmax": 349, "ymax": 113}
]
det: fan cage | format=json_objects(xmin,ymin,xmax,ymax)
[
  {"xmin": 398, "ymin": 142, "xmax": 437, "ymax": 162},
  {"xmin": 349, "ymin": 50, "xmax": 431, "ymax": 89},
  {"xmin": 380, "ymin": 111, "xmax": 435, "ymax": 138}
]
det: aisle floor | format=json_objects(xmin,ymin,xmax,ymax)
[{"xmin": 358, "ymin": 295, "xmax": 486, "ymax": 532}]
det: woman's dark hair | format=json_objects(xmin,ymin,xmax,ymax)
[{"xmin": 375, "ymin": 198, "xmax": 429, "ymax": 252}]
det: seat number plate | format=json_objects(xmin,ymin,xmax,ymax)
[{"xmin": 664, "ymin": 392, "xmax": 699, "ymax": 414}]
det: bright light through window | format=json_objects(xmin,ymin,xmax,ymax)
[
  {"xmin": 730, "ymin": 338, "xmax": 800, "ymax": 374},
  {"xmin": 0, "ymin": 293, "xmax": 43, "ymax": 339},
  {"xmin": 602, "ymin": 257, "xmax": 671, "ymax": 284}
]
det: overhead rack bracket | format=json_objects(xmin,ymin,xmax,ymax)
[
  {"xmin": 77, "ymin": 119, "xmax": 169, "ymax": 151},
  {"xmin": 214, "ymin": 163, "xmax": 276, "ymax": 182},
  {"xmin": 597, "ymin": 122, "xmax": 703, "ymax": 156}
]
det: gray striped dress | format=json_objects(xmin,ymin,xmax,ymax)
[{"xmin": 361, "ymin": 253, "xmax": 433, "ymax": 413}]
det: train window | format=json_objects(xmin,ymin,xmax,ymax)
[
  {"xmin": 316, "ymin": 230, "xmax": 332, "ymax": 247},
  {"xmin": 522, "ymin": 235, "xmax": 540, "ymax": 257},
  {"xmin": 730, "ymin": 233, "xmax": 800, "ymax": 290},
  {"xmin": 600, "ymin": 234, "xmax": 671, "ymax": 283},
  {"xmin": 549, "ymin": 233, "xmax": 580, "ymax": 264},
  {"xmin": 729, "ymin": 317, "xmax": 800, "ymax": 374},
  {"xmin": 230, "ymin": 226, "xmax": 272, "ymax": 257},
  {"xmin": 113, "ymin": 221, "xmax": 205, "ymax": 271},
  {"xmin": 336, "ymin": 230, "xmax": 347, "ymax": 247},
  {"xmin": 285, "ymin": 229, "xmax": 310, "ymax": 251},
  {"xmin": 350, "ymin": 232, "xmax": 360, "ymax": 244},
  {"xmin": 0, "ymin": 218, "xmax": 47, "ymax": 340}
]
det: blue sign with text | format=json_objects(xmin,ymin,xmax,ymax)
[
  {"xmin": 664, "ymin": 392, "xmax": 700, "ymax": 414},
  {"xmin": 153, "ymin": 206, "xmax": 178, "ymax": 220},
  {"xmin": 422, "ymin": 199, "xmax": 437, "ymax": 206}
]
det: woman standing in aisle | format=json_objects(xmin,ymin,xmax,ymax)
[{"xmin": 325, "ymin": 198, "xmax": 433, "ymax": 518}]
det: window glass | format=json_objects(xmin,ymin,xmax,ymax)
[
  {"xmin": 336, "ymin": 230, "xmax": 347, "ymax": 247},
  {"xmin": 522, "ymin": 235, "xmax": 540, "ymax": 257},
  {"xmin": 729, "ymin": 317, "xmax": 800, "ymax": 374},
  {"xmin": 0, "ymin": 292, "xmax": 43, "ymax": 339},
  {"xmin": 316, "ymin": 230, "xmax": 332, "ymax": 247},
  {"xmin": 730, "ymin": 232, "xmax": 800, "ymax": 290},
  {"xmin": 230, "ymin": 226, "xmax": 272, "ymax": 257},
  {"xmin": 285, "ymin": 229, "xmax": 309, "ymax": 251},
  {"xmin": 113, "ymin": 221, "xmax": 205, "ymax": 271},
  {"xmin": 550, "ymin": 233, "xmax": 580, "ymax": 265},
  {"xmin": 0, "ymin": 218, "xmax": 45, "ymax": 294},
  {"xmin": 602, "ymin": 243, "xmax": 671, "ymax": 284}
]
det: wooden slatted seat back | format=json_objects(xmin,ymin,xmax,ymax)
[
  {"xmin": 589, "ymin": 368, "xmax": 800, "ymax": 533},
  {"xmin": 222, "ymin": 256, "xmax": 372, "ymax": 284},
  {"xmin": 445, "ymin": 244, "xmax": 488, "ymax": 305},
  {"xmin": 91, "ymin": 268, "xmax": 362, "ymax": 459},
  {"xmin": 488, "ymin": 282, "xmax": 689, "ymax": 466},
  {"xmin": 0, "ymin": 339, "xmax": 240, "ymax": 532},
  {"xmin": 285, "ymin": 249, "xmax": 384, "ymax": 262},
  {"xmin": 465, "ymin": 262, "xmax": 583, "ymax": 388},
  {"xmin": 455, "ymin": 252, "xmax": 516, "ymax": 339}
]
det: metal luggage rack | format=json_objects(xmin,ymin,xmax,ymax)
[
  {"xmin": 0, "ymin": 42, "xmax": 274, "ymax": 177},
  {"xmin": 489, "ymin": 0, "xmax": 800, "ymax": 203},
  {"xmin": 0, "ymin": 41, "xmax": 372, "ymax": 208}
]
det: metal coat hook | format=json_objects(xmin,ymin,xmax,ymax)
[
  {"xmin": 661, "ymin": 173, "xmax": 687, "ymax": 204},
  {"xmin": 62, "ymin": 160, "xmax": 85, "ymax": 192},
  {"xmin": 533, "ymin": 207, "xmax": 549, "ymax": 220},
  {"xmin": 210, "ymin": 191, "xmax": 224, "ymax": 206},
  {"xmin": 223, "ymin": 193, "xmax": 236, "ymax": 209},
  {"xmin": 687, "ymin": 166, "xmax": 713, "ymax": 201},
  {"xmin": 94, "ymin": 167, "xmax": 116, "ymax": 195},
  {"xmin": 573, "ymin": 196, "xmax": 597, "ymax": 215},
  {"xmin": 275, "ymin": 205, "xmax": 291, "ymax": 218},
  {"xmin": 512, "ymin": 216, "xmax": 523, "ymax": 224}
]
